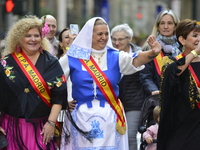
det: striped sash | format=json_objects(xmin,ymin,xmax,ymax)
[{"xmin": 80, "ymin": 57, "xmax": 126, "ymax": 135}]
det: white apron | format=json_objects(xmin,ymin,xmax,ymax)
[{"xmin": 60, "ymin": 100, "xmax": 129, "ymax": 150}]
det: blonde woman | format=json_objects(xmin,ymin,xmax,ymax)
[
  {"xmin": 0, "ymin": 15, "xmax": 71, "ymax": 150},
  {"xmin": 140, "ymin": 9, "xmax": 181, "ymax": 98}
]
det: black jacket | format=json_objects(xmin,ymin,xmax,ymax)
[
  {"xmin": 140, "ymin": 51, "xmax": 172, "ymax": 98},
  {"xmin": 119, "ymin": 43, "xmax": 145, "ymax": 111}
]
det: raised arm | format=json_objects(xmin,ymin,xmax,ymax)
[
  {"xmin": 133, "ymin": 35, "xmax": 161, "ymax": 67},
  {"xmin": 177, "ymin": 42, "xmax": 200, "ymax": 75}
]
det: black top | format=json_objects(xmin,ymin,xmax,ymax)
[
  {"xmin": 140, "ymin": 51, "xmax": 172, "ymax": 98},
  {"xmin": 0, "ymin": 51, "xmax": 67, "ymax": 119},
  {"xmin": 157, "ymin": 56, "xmax": 200, "ymax": 150},
  {"xmin": 119, "ymin": 43, "xmax": 145, "ymax": 111}
]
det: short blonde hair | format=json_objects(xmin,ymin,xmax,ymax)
[{"xmin": 3, "ymin": 15, "xmax": 51, "ymax": 56}]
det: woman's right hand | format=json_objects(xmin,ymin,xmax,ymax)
[
  {"xmin": 0, "ymin": 126, "xmax": 6, "ymax": 135},
  {"xmin": 68, "ymin": 100, "xmax": 77, "ymax": 112}
]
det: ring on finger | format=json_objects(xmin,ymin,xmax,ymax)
[{"xmin": 50, "ymin": 136, "xmax": 54, "ymax": 139}]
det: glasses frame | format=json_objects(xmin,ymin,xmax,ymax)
[{"xmin": 111, "ymin": 37, "xmax": 128, "ymax": 42}]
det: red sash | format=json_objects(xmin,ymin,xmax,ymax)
[
  {"xmin": 12, "ymin": 51, "xmax": 61, "ymax": 136},
  {"xmin": 153, "ymin": 51, "xmax": 165, "ymax": 76},
  {"xmin": 80, "ymin": 56, "xmax": 126, "ymax": 135},
  {"xmin": 175, "ymin": 53, "xmax": 200, "ymax": 108},
  {"xmin": 175, "ymin": 53, "xmax": 200, "ymax": 88},
  {"xmin": 12, "ymin": 51, "xmax": 52, "ymax": 106}
]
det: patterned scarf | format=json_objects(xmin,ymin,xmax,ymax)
[{"xmin": 157, "ymin": 34, "xmax": 181, "ymax": 57}]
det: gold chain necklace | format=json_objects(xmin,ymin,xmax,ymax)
[{"xmin": 91, "ymin": 52, "xmax": 105, "ymax": 64}]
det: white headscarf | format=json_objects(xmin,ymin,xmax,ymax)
[{"xmin": 67, "ymin": 17, "xmax": 116, "ymax": 60}]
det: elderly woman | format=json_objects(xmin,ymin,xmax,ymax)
[
  {"xmin": 110, "ymin": 24, "xmax": 144, "ymax": 150},
  {"xmin": 111, "ymin": 23, "xmax": 140, "ymax": 53},
  {"xmin": 59, "ymin": 17, "xmax": 161, "ymax": 149},
  {"xmin": 0, "ymin": 15, "xmax": 69, "ymax": 150},
  {"xmin": 140, "ymin": 9, "xmax": 181, "ymax": 98},
  {"xmin": 157, "ymin": 19, "xmax": 200, "ymax": 150}
]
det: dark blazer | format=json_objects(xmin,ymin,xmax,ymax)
[
  {"xmin": 140, "ymin": 51, "xmax": 172, "ymax": 98},
  {"xmin": 119, "ymin": 43, "xmax": 145, "ymax": 111}
]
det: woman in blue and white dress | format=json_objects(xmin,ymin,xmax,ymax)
[{"xmin": 59, "ymin": 17, "xmax": 161, "ymax": 150}]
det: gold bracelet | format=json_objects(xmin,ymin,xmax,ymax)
[{"xmin": 191, "ymin": 50, "xmax": 198, "ymax": 57}]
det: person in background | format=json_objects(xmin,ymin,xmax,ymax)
[
  {"xmin": 57, "ymin": 27, "xmax": 77, "ymax": 110},
  {"xmin": 41, "ymin": 15, "xmax": 59, "ymax": 56},
  {"xmin": 140, "ymin": 9, "xmax": 181, "ymax": 98},
  {"xmin": 111, "ymin": 23, "xmax": 141, "ymax": 52},
  {"xmin": 157, "ymin": 19, "xmax": 200, "ymax": 150},
  {"xmin": 143, "ymin": 106, "xmax": 160, "ymax": 150},
  {"xmin": 59, "ymin": 17, "xmax": 162, "ymax": 149},
  {"xmin": 57, "ymin": 27, "xmax": 78, "ymax": 111},
  {"xmin": 0, "ymin": 15, "xmax": 67, "ymax": 150},
  {"xmin": 56, "ymin": 27, "xmax": 78, "ymax": 148},
  {"xmin": 111, "ymin": 23, "xmax": 145, "ymax": 150},
  {"xmin": 57, "ymin": 28, "xmax": 77, "ymax": 59},
  {"xmin": 57, "ymin": 28, "xmax": 70, "ymax": 59}
]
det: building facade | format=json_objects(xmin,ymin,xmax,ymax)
[{"xmin": 0, "ymin": 0, "xmax": 200, "ymax": 46}]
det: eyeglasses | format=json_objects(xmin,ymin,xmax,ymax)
[{"xmin": 111, "ymin": 37, "xmax": 128, "ymax": 42}]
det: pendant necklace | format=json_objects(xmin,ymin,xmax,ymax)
[{"xmin": 91, "ymin": 52, "xmax": 105, "ymax": 64}]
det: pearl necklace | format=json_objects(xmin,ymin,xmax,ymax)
[{"xmin": 91, "ymin": 52, "xmax": 105, "ymax": 64}]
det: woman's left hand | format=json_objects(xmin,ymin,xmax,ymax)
[
  {"xmin": 147, "ymin": 35, "xmax": 162, "ymax": 54},
  {"xmin": 41, "ymin": 122, "xmax": 55, "ymax": 145}
]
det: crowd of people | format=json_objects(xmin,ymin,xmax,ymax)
[{"xmin": 0, "ymin": 8, "xmax": 200, "ymax": 150}]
